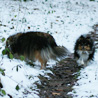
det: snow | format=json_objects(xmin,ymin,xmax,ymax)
[
  {"xmin": 69, "ymin": 51, "xmax": 98, "ymax": 98},
  {"xmin": 0, "ymin": 0, "xmax": 98, "ymax": 98}
]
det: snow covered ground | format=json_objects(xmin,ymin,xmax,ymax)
[{"xmin": 0, "ymin": 0, "xmax": 98, "ymax": 98}]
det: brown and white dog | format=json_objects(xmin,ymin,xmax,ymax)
[
  {"xmin": 5, "ymin": 31, "xmax": 70, "ymax": 69},
  {"xmin": 74, "ymin": 34, "xmax": 95, "ymax": 67}
]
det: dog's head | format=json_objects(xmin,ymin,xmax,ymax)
[
  {"xmin": 75, "ymin": 34, "xmax": 94, "ymax": 52},
  {"xmin": 74, "ymin": 34, "xmax": 95, "ymax": 66}
]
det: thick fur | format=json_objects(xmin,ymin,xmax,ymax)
[
  {"xmin": 74, "ymin": 34, "xmax": 95, "ymax": 67},
  {"xmin": 6, "ymin": 31, "xmax": 70, "ymax": 69}
]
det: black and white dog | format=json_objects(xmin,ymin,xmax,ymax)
[{"xmin": 74, "ymin": 34, "xmax": 95, "ymax": 67}]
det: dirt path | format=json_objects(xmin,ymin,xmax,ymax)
[{"xmin": 36, "ymin": 57, "xmax": 81, "ymax": 98}]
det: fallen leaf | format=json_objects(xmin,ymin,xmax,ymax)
[{"xmin": 52, "ymin": 92, "xmax": 60, "ymax": 95}]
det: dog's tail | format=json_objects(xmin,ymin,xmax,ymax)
[
  {"xmin": 40, "ymin": 46, "xmax": 70, "ymax": 62},
  {"xmin": 53, "ymin": 46, "xmax": 70, "ymax": 59}
]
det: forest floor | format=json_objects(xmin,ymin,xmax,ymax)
[{"xmin": 0, "ymin": 0, "xmax": 98, "ymax": 98}]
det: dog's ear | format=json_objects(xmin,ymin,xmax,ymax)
[
  {"xmin": 87, "ymin": 37, "xmax": 91, "ymax": 41},
  {"xmin": 80, "ymin": 35, "xmax": 84, "ymax": 38},
  {"xmin": 78, "ymin": 35, "xmax": 84, "ymax": 41},
  {"xmin": 86, "ymin": 36, "xmax": 93, "ymax": 43}
]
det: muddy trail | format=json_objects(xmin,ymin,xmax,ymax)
[
  {"xmin": 36, "ymin": 24, "xmax": 98, "ymax": 98},
  {"xmin": 36, "ymin": 57, "xmax": 81, "ymax": 98}
]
